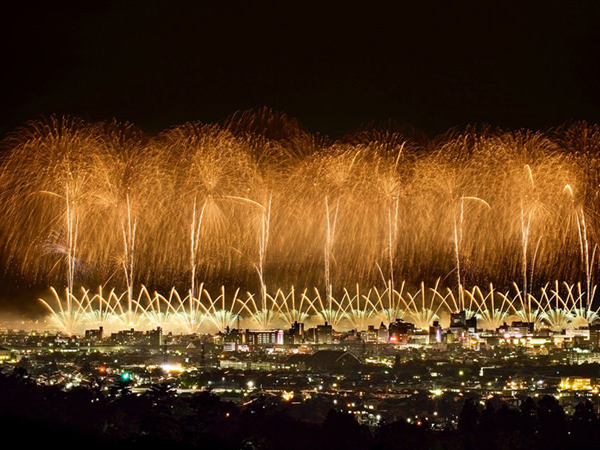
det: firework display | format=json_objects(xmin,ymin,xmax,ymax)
[{"xmin": 1, "ymin": 112, "xmax": 600, "ymax": 334}]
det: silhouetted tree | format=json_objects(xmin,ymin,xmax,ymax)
[
  {"xmin": 570, "ymin": 399, "xmax": 599, "ymax": 450},
  {"xmin": 537, "ymin": 395, "xmax": 567, "ymax": 450},
  {"xmin": 321, "ymin": 409, "xmax": 372, "ymax": 450},
  {"xmin": 458, "ymin": 398, "xmax": 479, "ymax": 433}
]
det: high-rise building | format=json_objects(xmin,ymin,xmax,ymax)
[
  {"xmin": 388, "ymin": 319, "xmax": 414, "ymax": 343},
  {"xmin": 378, "ymin": 322, "xmax": 389, "ymax": 343},
  {"xmin": 315, "ymin": 322, "xmax": 333, "ymax": 344},
  {"xmin": 148, "ymin": 326, "xmax": 163, "ymax": 348},
  {"xmin": 285, "ymin": 321, "xmax": 305, "ymax": 345}
]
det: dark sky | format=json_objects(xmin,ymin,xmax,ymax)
[{"xmin": 2, "ymin": 0, "xmax": 600, "ymax": 137}]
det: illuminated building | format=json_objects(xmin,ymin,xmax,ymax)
[
  {"xmin": 378, "ymin": 322, "xmax": 389, "ymax": 343},
  {"xmin": 244, "ymin": 329, "xmax": 284, "ymax": 346},
  {"xmin": 109, "ymin": 328, "xmax": 145, "ymax": 345},
  {"xmin": 429, "ymin": 321, "xmax": 442, "ymax": 344},
  {"xmin": 84, "ymin": 326, "xmax": 103, "ymax": 341},
  {"xmin": 362, "ymin": 325, "xmax": 378, "ymax": 343},
  {"xmin": 388, "ymin": 319, "xmax": 414, "ymax": 344},
  {"xmin": 497, "ymin": 321, "xmax": 535, "ymax": 344},
  {"xmin": 0, "ymin": 346, "xmax": 11, "ymax": 362},
  {"xmin": 559, "ymin": 377, "xmax": 595, "ymax": 391},
  {"xmin": 148, "ymin": 326, "xmax": 163, "ymax": 348}
]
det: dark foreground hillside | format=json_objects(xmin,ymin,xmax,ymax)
[{"xmin": 1, "ymin": 367, "xmax": 599, "ymax": 450}]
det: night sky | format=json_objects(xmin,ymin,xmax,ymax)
[{"xmin": 2, "ymin": 0, "xmax": 600, "ymax": 138}]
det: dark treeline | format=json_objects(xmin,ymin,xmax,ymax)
[{"xmin": 1, "ymin": 368, "xmax": 599, "ymax": 450}]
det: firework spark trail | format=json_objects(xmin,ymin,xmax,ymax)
[{"xmin": 35, "ymin": 281, "xmax": 600, "ymax": 334}]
